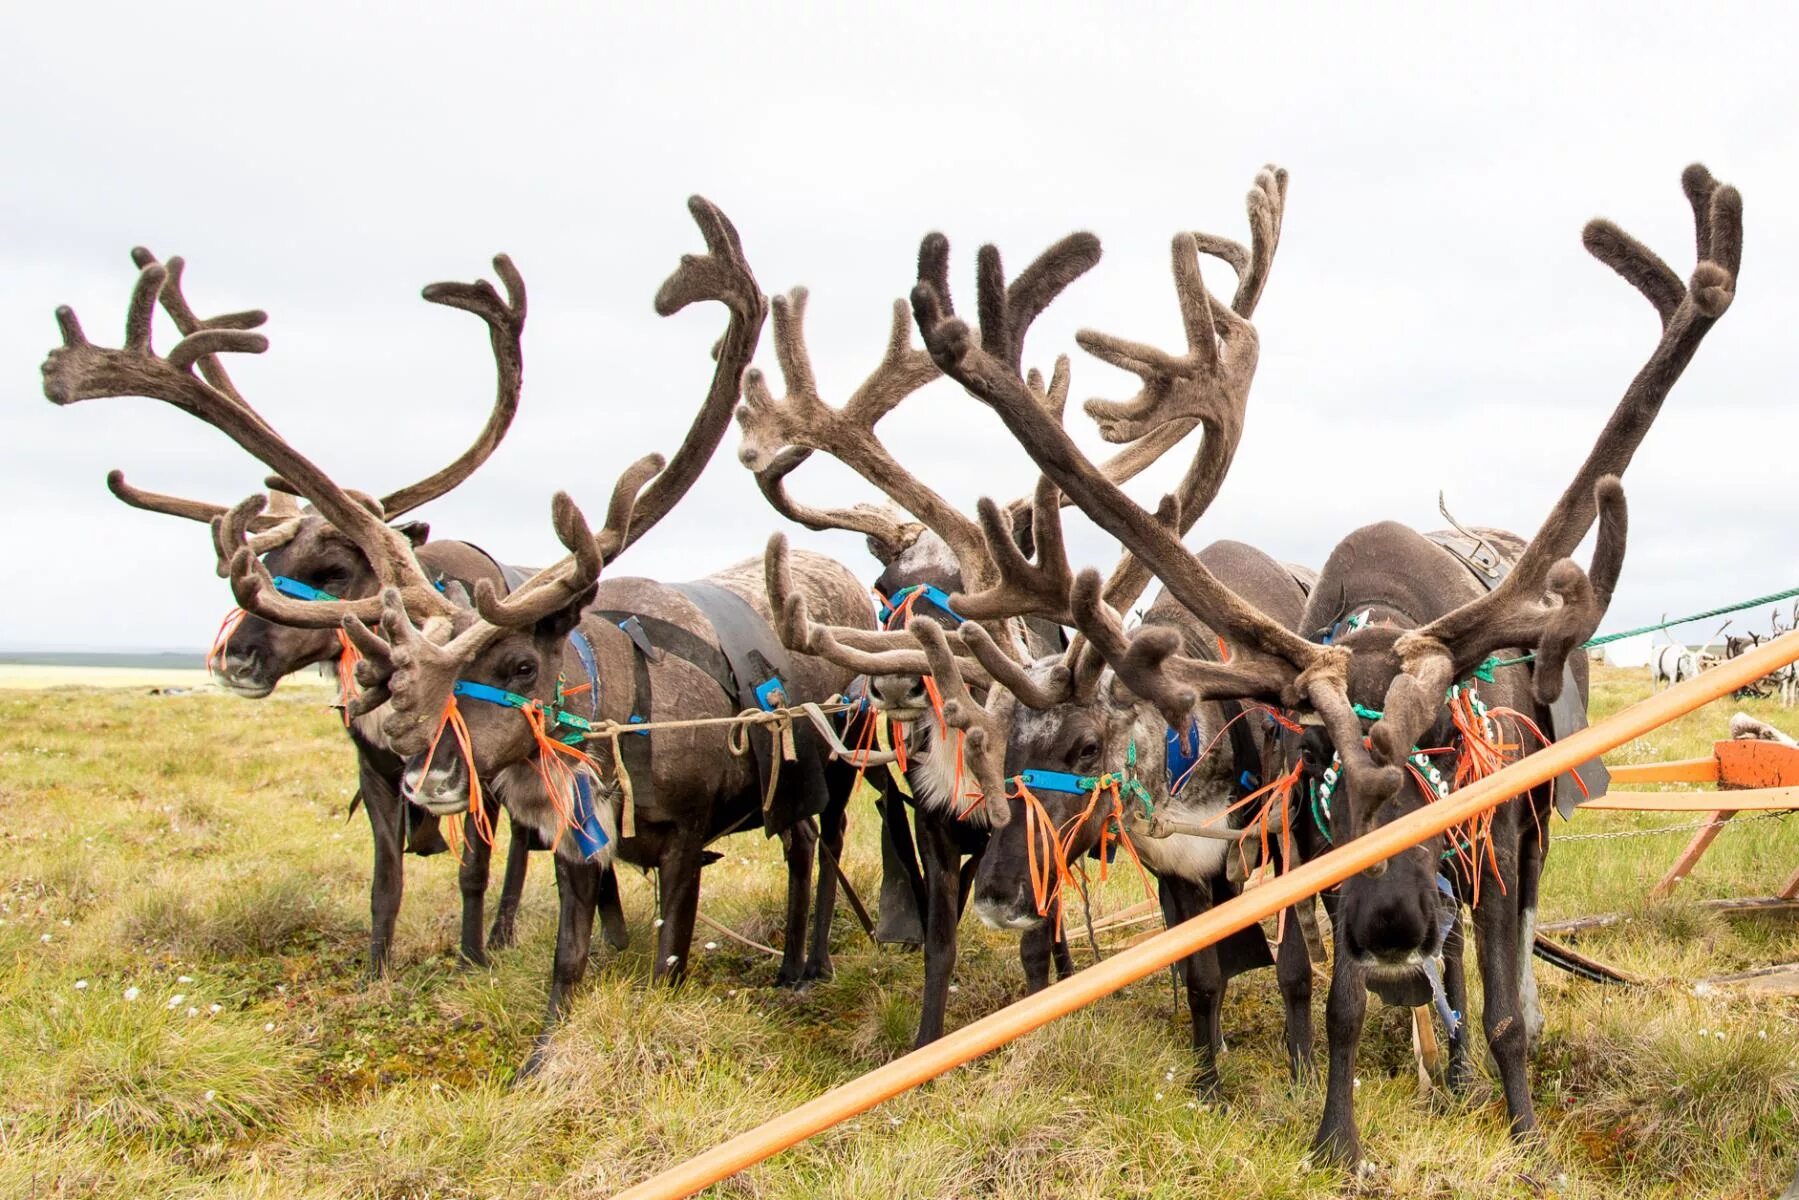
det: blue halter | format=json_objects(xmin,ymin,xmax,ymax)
[
  {"xmin": 451, "ymin": 629, "xmax": 611, "ymax": 859},
  {"xmin": 270, "ymin": 575, "xmax": 448, "ymax": 603},
  {"xmin": 877, "ymin": 583, "xmax": 964, "ymax": 628},
  {"xmin": 271, "ymin": 575, "xmax": 340, "ymax": 602}
]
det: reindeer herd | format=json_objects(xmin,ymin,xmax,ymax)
[{"xmin": 42, "ymin": 164, "xmax": 1743, "ymax": 1169}]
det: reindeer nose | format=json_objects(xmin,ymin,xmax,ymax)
[{"xmin": 870, "ymin": 674, "xmax": 928, "ymax": 713}]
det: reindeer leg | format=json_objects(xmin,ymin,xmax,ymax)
[
  {"xmin": 1312, "ymin": 939, "xmax": 1369, "ymax": 1167},
  {"xmin": 655, "ymin": 834, "xmax": 706, "ymax": 984},
  {"xmin": 487, "ymin": 810, "xmax": 532, "ymax": 951},
  {"xmin": 776, "ymin": 819, "xmax": 818, "ymax": 987},
  {"xmin": 804, "ymin": 799, "xmax": 847, "ymax": 981},
  {"xmin": 1441, "ymin": 906, "xmax": 1473, "ymax": 1092},
  {"xmin": 1019, "ymin": 922, "xmax": 1056, "ymax": 993},
  {"xmin": 1162, "ymin": 877, "xmax": 1225, "ymax": 1096},
  {"xmin": 1276, "ymin": 900, "xmax": 1317, "ymax": 1083},
  {"xmin": 520, "ymin": 854, "xmax": 599, "ymax": 1079},
  {"xmin": 1052, "ymin": 927, "xmax": 1077, "ymax": 980},
  {"xmin": 597, "ymin": 864, "xmax": 629, "ymax": 950},
  {"xmin": 359, "ymin": 756, "xmax": 406, "ymax": 980},
  {"xmin": 455, "ymin": 796, "xmax": 498, "ymax": 967},
  {"xmin": 1472, "ymin": 868, "xmax": 1536, "ymax": 1141},
  {"xmin": 915, "ymin": 810, "xmax": 963, "ymax": 1047}
]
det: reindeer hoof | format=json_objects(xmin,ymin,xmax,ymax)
[{"xmin": 1310, "ymin": 1125, "xmax": 1361, "ymax": 1170}]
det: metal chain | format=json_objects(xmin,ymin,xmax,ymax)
[{"xmin": 1556, "ymin": 808, "xmax": 1793, "ymax": 843}]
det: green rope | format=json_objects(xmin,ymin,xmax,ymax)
[{"xmin": 1476, "ymin": 582, "xmax": 1799, "ymax": 680}]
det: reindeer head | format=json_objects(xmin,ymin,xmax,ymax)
[
  {"xmin": 917, "ymin": 165, "xmax": 1742, "ymax": 965},
  {"xmin": 45, "ymin": 245, "xmax": 528, "ymax": 699},
  {"xmin": 336, "ymin": 199, "xmax": 764, "ymax": 826}
]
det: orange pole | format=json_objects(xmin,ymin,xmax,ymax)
[{"xmin": 614, "ymin": 629, "xmax": 1799, "ymax": 1200}]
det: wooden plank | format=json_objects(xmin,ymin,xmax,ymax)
[
  {"xmin": 1605, "ymin": 756, "xmax": 1719, "ymax": 784},
  {"xmin": 1650, "ymin": 811, "xmax": 1732, "ymax": 899},
  {"xmin": 1782, "ymin": 864, "xmax": 1799, "ymax": 901},
  {"xmin": 1695, "ymin": 963, "xmax": 1799, "ymax": 997},
  {"xmin": 1578, "ymin": 787, "xmax": 1799, "ymax": 812},
  {"xmin": 1715, "ymin": 737, "xmax": 1799, "ymax": 789}
]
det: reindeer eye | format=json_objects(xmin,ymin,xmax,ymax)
[
  {"xmin": 1075, "ymin": 739, "xmax": 1101, "ymax": 765},
  {"xmin": 511, "ymin": 660, "xmax": 537, "ymax": 682}
]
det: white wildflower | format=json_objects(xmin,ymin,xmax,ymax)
[
  {"xmin": 167, "ymin": 994, "xmax": 187, "ymax": 1009},
  {"xmin": 39, "ymin": 933, "xmax": 51, "ymax": 944},
  {"xmin": 209, "ymin": 1004, "xmax": 222, "ymax": 1015},
  {"xmin": 74, "ymin": 979, "xmax": 88, "ymax": 991},
  {"xmin": 124, "ymin": 986, "xmax": 141, "ymax": 1001},
  {"xmin": 704, "ymin": 941, "xmax": 719, "ymax": 951},
  {"xmin": 177, "ymin": 975, "xmax": 193, "ymax": 984},
  {"xmin": 263, "ymin": 1022, "xmax": 275, "ymax": 1033}
]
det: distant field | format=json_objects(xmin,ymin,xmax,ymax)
[
  {"xmin": 0, "ymin": 665, "xmax": 333, "ymax": 691},
  {"xmin": 0, "ymin": 666, "xmax": 1793, "ymax": 1198}
]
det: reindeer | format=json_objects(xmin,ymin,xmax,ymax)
[
  {"xmin": 736, "ymin": 167, "xmax": 1288, "ymax": 1048},
  {"xmin": 42, "ymin": 243, "xmax": 554, "ymax": 973},
  {"xmin": 910, "ymin": 164, "xmax": 1742, "ymax": 1166},
  {"xmin": 309, "ymin": 215, "xmax": 882, "ymax": 1071}
]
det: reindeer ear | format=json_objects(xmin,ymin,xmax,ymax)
[
  {"xmin": 865, "ymin": 533, "xmax": 902, "ymax": 565},
  {"xmin": 532, "ymin": 582, "xmax": 597, "ymax": 643},
  {"xmin": 396, "ymin": 521, "xmax": 431, "ymax": 547}
]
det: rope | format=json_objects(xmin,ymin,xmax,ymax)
[{"xmin": 1482, "ymin": 582, "xmax": 1799, "ymax": 674}]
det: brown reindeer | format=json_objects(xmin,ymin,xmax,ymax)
[
  {"xmin": 735, "ymin": 168, "xmax": 1287, "ymax": 1045},
  {"xmin": 911, "ymin": 163, "xmax": 1742, "ymax": 1166},
  {"xmin": 42, "ymin": 243, "xmax": 552, "ymax": 973},
  {"xmin": 823, "ymin": 170, "xmax": 1321, "ymax": 1093},
  {"xmin": 315, "ymin": 214, "xmax": 880, "ymax": 1072}
]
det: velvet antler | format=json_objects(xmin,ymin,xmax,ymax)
[{"xmin": 1375, "ymin": 164, "xmax": 1742, "ymax": 761}]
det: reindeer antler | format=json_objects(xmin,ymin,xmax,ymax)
[
  {"xmin": 1375, "ymin": 164, "xmax": 1743, "ymax": 759},
  {"xmin": 917, "ymin": 166, "xmax": 1294, "ymax": 713},
  {"xmin": 376, "ymin": 255, "xmax": 527, "ymax": 519}
]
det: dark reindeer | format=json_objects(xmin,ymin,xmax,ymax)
[
  {"xmin": 42, "ymin": 244, "xmax": 550, "ymax": 973},
  {"xmin": 737, "ymin": 170, "xmax": 1285, "ymax": 1046},
  {"xmin": 826, "ymin": 167, "xmax": 1319, "ymax": 1094},
  {"xmin": 322, "ymin": 213, "xmax": 881, "ymax": 1071},
  {"xmin": 911, "ymin": 164, "xmax": 1742, "ymax": 1166}
]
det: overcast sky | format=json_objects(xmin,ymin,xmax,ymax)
[{"xmin": 5, "ymin": 4, "xmax": 1796, "ymax": 653}]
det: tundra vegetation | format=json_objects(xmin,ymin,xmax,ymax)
[{"xmin": 2, "ymin": 670, "xmax": 1793, "ymax": 1198}]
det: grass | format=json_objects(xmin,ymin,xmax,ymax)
[{"xmin": 0, "ymin": 669, "xmax": 1794, "ymax": 1198}]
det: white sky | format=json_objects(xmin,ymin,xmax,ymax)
[{"xmin": 5, "ymin": 3, "xmax": 1796, "ymax": 651}]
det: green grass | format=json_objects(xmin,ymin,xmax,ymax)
[{"xmin": 0, "ymin": 672, "xmax": 1794, "ymax": 1198}]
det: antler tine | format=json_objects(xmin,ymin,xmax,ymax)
[
  {"xmin": 46, "ymin": 261, "xmax": 455, "ymax": 619},
  {"xmin": 955, "ymin": 621, "xmax": 1070, "ymax": 709},
  {"xmin": 761, "ymin": 534, "xmax": 993, "ymax": 680},
  {"xmin": 105, "ymin": 469, "xmax": 228, "ymax": 527},
  {"xmin": 910, "ymin": 615, "xmax": 1012, "ymax": 827},
  {"xmin": 377, "ymin": 255, "xmax": 528, "ymax": 519},
  {"xmin": 736, "ymin": 286, "xmax": 983, "ymax": 567},
  {"xmin": 130, "ymin": 247, "xmax": 269, "ymax": 413},
  {"xmin": 951, "ymin": 476, "xmax": 1075, "ymax": 625},
  {"xmin": 750, "ymin": 446, "xmax": 922, "ymax": 551},
  {"xmin": 470, "ymin": 452, "xmax": 666, "ymax": 629},
  {"xmin": 1396, "ymin": 164, "xmax": 1742, "ymax": 730},
  {"xmin": 1188, "ymin": 164, "xmax": 1288, "ymax": 319},
  {"xmin": 1068, "ymin": 567, "xmax": 1307, "ymax": 731},
  {"xmin": 913, "ymin": 231, "xmax": 1320, "ymax": 690},
  {"xmin": 626, "ymin": 196, "xmax": 768, "ymax": 549},
  {"xmin": 88, "ymin": 249, "xmax": 277, "ymax": 531}
]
